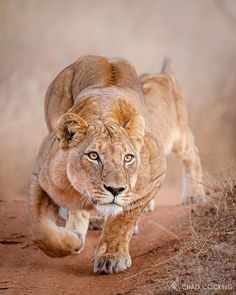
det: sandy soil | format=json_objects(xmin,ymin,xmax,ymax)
[{"xmin": 0, "ymin": 200, "xmax": 191, "ymax": 295}]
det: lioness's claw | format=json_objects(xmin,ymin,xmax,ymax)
[{"xmin": 93, "ymin": 252, "xmax": 131, "ymax": 274}]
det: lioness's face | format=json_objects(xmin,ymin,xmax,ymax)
[{"xmin": 66, "ymin": 121, "xmax": 141, "ymax": 216}]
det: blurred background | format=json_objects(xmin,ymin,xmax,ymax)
[{"xmin": 0, "ymin": 0, "xmax": 235, "ymax": 203}]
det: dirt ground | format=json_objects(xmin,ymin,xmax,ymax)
[
  {"xmin": 0, "ymin": 198, "xmax": 191, "ymax": 295},
  {"xmin": 0, "ymin": 181, "xmax": 235, "ymax": 295},
  {"xmin": 1, "ymin": 1, "xmax": 236, "ymax": 201}
]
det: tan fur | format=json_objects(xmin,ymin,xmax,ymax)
[{"xmin": 29, "ymin": 55, "xmax": 206, "ymax": 274}]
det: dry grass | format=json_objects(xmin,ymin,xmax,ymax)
[{"xmin": 122, "ymin": 172, "xmax": 236, "ymax": 294}]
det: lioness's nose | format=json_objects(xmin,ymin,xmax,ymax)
[{"xmin": 104, "ymin": 185, "xmax": 126, "ymax": 197}]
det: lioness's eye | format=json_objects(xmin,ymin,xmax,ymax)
[
  {"xmin": 87, "ymin": 151, "xmax": 99, "ymax": 161},
  {"xmin": 124, "ymin": 154, "xmax": 134, "ymax": 163}
]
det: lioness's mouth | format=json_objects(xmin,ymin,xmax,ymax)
[
  {"xmin": 102, "ymin": 201, "xmax": 123, "ymax": 207},
  {"xmin": 91, "ymin": 197, "xmax": 123, "ymax": 207},
  {"xmin": 95, "ymin": 201, "xmax": 123, "ymax": 207}
]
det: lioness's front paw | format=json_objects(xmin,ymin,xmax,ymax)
[{"xmin": 93, "ymin": 252, "xmax": 131, "ymax": 274}]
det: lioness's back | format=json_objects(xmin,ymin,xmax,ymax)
[{"xmin": 44, "ymin": 55, "xmax": 142, "ymax": 132}]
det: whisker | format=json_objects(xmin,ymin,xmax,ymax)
[{"xmin": 80, "ymin": 194, "xmax": 88, "ymax": 210}]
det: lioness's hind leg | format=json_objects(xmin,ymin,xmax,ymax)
[{"xmin": 173, "ymin": 128, "xmax": 207, "ymax": 204}]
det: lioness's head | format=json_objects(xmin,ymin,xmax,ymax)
[{"xmin": 56, "ymin": 103, "xmax": 145, "ymax": 217}]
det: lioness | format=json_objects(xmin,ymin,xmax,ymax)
[{"xmin": 29, "ymin": 55, "xmax": 206, "ymax": 274}]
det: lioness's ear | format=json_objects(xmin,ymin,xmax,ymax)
[
  {"xmin": 56, "ymin": 113, "xmax": 88, "ymax": 149},
  {"xmin": 125, "ymin": 114, "xmax": 145, "ymax": 151}
]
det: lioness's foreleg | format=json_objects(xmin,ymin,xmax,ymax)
[
  {"xmin": 173, "ymin": 128, "xmax": 206, "ymax": 204},
  {"xmin": 29, "ymin": 178, "xmax": 89, "ymax": 257},
  {"xmin": 93, "ymin": 206, "xmax": 144, "ymax": 274},
  {"xmin": 59, "ymin": 210, "xmax": 105, "ymax": 231}
]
